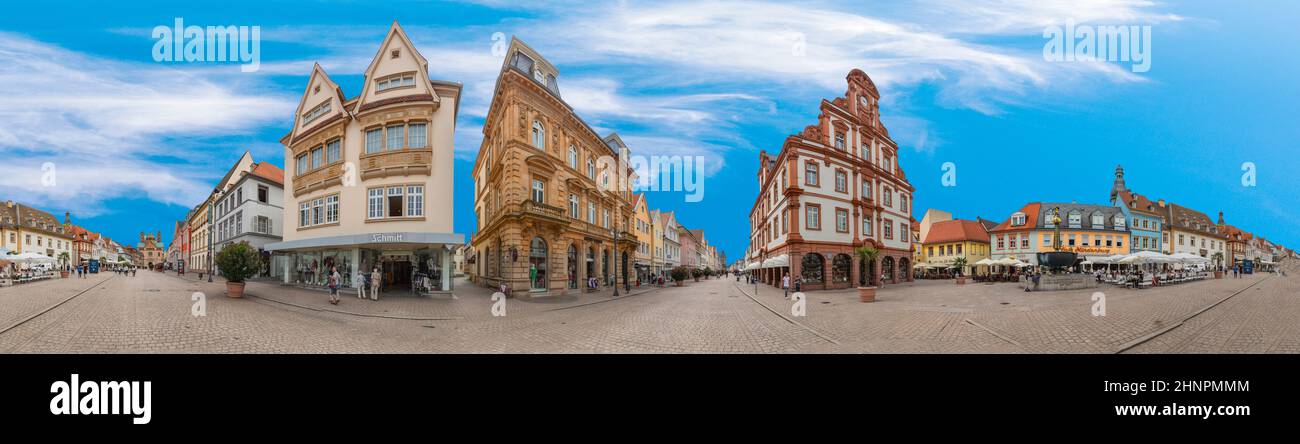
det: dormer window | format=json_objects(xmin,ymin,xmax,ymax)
[
  {"xmin": 1114, "ymin": 214, "xmax": 1127, "ymax": 229},
  {"xmin": 512, "ymin": 52, "xmax": 535, "ymax": 73},
  {"xmin": 301, "ymin": 101, "xmax": 331, "ymax": 125},
  {"xmin": 376, "ymin": 73, "xmax": 416, "ymax": 92},
  {"xmin": 534, "ymin": 69, "xmax": 546, "ymax": 83},
  {"xmin": 1067, "ymin": 210, "xmax": 1081, "ymax": 228},
  {"xmin": 1011, "ymin": 212, "xmax": 1026, "ymax": 226},
  {"xmin": 1091, "ymin": 212, "xmax": 1104, "ymax": 229}
]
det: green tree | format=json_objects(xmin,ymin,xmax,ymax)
[
  {"xmin": 856, "ymin": 245, "xmax": 880, "ymax": 286},
  {"xmin": 215, "ymin": 241, "xmax": 261, "ymax": 283}
]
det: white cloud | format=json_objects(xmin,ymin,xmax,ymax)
[{"xmin": 0, "ymin": 32, "xmax": 294, "ymax": 215}]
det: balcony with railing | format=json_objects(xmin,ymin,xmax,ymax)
[
  {"xmin": 360, "ymin": 148, "xmax": 433, "ymax": 180},
  {"xmin": 293, "ymin": 162, "xmax": 345, "ymax": 197}
]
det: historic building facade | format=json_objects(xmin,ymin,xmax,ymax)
[
  {"xmin": 919, "ymin": 219, "xmax": 990, "ymax": 276},
  {"xmin": 631, "ymin": 193, "xmax": 653, "ymax": 282},
  {"xmin": 0, "ymin": 201, "xmax": 74, "ymax": 267},
  {"xmin": 212, "ymin": 161, "xmax": 285, "ymax": 278},
  {"xmin": 267, "ymin": 22, "xmax": 464, "ymax": 294},
  {"xmin": 470, "ymin": 36, "xmax": 636, "ymax": 297},
  {"xmin": 746, "ymin": 69, "xmax": 914, "ymax": 291},
  {"xmin": 137, "ymin": 231, "xmax": 165, "ymax": 268}
]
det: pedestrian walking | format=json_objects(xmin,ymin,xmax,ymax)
[
  {"xmin": 782, "ymin": 274, "xmax": 790, "ymax": 299},
  {"xmin": 327, "ymin": 265, "xmax": 341, "ymax": 305}
]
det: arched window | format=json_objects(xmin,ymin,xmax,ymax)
[
  {"xmin": 832, "ymin": 254, "xmax": 851, "ymax": 283},
  {"xmin": 882, "ymin": 256, "xmax": 895, "ymax": 282},
  {"xmin": 529, "ymin": 237, "xmax": 548, "ymax": 290},
  {"xmin": 801, "ymin": 253, "xmax": 824, "ymax": 283},
  {"xmin": 586, "ymin": 158, "xmax": 595, "ymax": 178},
  {"xmin": 567, "ymin": 146, "xmax": 578, "ymax": 169},
  {"xmin": 531, "ymin": 120, "xmax": 545, "ymax": 149}
]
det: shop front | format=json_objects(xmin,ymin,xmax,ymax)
[{"xmin": 267, "ymin": 232, "xmax": 463, "ymax": 295}]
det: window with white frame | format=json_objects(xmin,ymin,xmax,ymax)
[
  {"xmin": 302, "ymin": 101, "xmax": 331, "ymax": 125},
  {"xmin": 569, "ymin": 194, "xmax": 579, "ymax": 218},
  {"xmin": 255, "ymin": 216, "xmax": 271, "ymax": 234},
  {"xmin": 311, "ymin": 198, "xmax": 324, "ymax": 225},
  {"xmin": 299, "ymin": 202, "xmax": 310, "ymax": 227},
  {"xmin": 586, "ymin": 158, "xmax": 595, "ymax": 178},
  {"xmin": 365, "ymin": 128, "xmax": 383, "ymax": 154},
  {"xmin": 367, "ymin": 188, "xmax": 385, "ymax": 219},
  {"xmin": 863, "ymin": 217, "xmax": 872, "ymax": 236},
  {"xmin": 587, "ymin": 202, "xmax": 596, "ymax": 224},
  {"xmin": 376, "ymin": 73, "xmax": 415, "ymax": 92},
  {"xmin": 531, "ymin": 179, "xmax": 545, "ymax": 204},
  {"xmin": 326, "ymin": 139, "xmax": 341, "ymax": 164},
  {"xmin": 408, "ymin": 123, "xmax": 427, "ymax": 149},
  {"xmin": 568, "ymin": 146, "xmax": 578, "ymax": 169},
  {"xmin": 406, "ymin": 186, "xmax": 423, "ymax": 216},
  {"xmin": 531, "ymin": 121, "xmax": 545, "ymax": 149},
  {"xmin": 386, "ymin": 187, "xmax": 404, "ymax": 217},
  {"xmin": 386, "ymin": 124, "xmax": 405, "ymax": 151}
]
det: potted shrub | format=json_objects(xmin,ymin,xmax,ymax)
[
  {"xmin": 703, "ymin": 267, "xmax": 714, "ymax": 279},
  {"xmin": 670, "ymin": 266, "xmax": 690, "ymax": 286},
  {"xmin": 953, "ymin": 257, "xmax": 967, "ymax": 285},
  {"xmin": 1212, "ymin": 252, "xmax": 1224, "ymax": 279},
  {"xmin": 856, "ymin": 246, "xmax": 880, "ymax": 302},
  {"xmin": 215, "ymin": 241, "xmax": 261, "ymax": 298}
]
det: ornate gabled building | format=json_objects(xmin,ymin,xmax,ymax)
[
  {"xmin": 267, "ymin": 22, "xmax": 464, "ymax": 294},
  {"xmin": 470, "ymin": 36, "xmax": 637, "ymax": 297},
  {"xmin": 137, "ymin": 231, "xmax": 165, "ymax": 268},
  {"xmin": 747, "ymin": 69, "xmax": 914, "ymax": 291}
]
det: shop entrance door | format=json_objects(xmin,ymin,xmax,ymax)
[{"xmin": 383, "ymin": 259, "xmax": 412, "ymax": 289}]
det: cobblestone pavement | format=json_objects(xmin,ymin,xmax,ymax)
[{"xmin": 0, "ymin": 261, "xmax": 1295, "ymax": 353}]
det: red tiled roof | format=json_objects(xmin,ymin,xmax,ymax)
[
  {"xmin": 922, "ymin": 219, "xmax": 989, "ymax": 244},
  {"xmin": 990, "ymin": 202, "xmax": 1041, "ymax": 233},
  {"xmin": 249, "ymin": 162, "xmax": 285, "ymax": 186}
]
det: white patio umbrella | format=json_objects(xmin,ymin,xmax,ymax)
[{"xmin": 974, "ymin": 258, "xmax": 996, "ymax": 266}]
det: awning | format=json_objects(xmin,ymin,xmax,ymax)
[{"xmin": 760, "ymin": 254, "xmax": 789, "ymax": 269}]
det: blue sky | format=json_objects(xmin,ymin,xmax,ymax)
[{"xmin": 1, "ymin": 1, "xmax": 1297, "ymax": 259}]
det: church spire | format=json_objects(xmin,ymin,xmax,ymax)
[{"xmin": 1109, "ymin": 164, "xmax": 1126, "ymax": 204}]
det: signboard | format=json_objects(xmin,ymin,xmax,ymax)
[
  {"xmin": 1243, "ymin": 260, "xmax": 1254, "ymax": 274},
  {"xmin": 370, "ymin": 233, "xmax": 404, "ymax": 243}
]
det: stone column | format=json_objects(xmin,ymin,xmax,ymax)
[{"xmin": 441, "ymin": 247, "xmax": 453, "ymax": 291}]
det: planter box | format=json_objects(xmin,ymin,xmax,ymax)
[
  {"xmin": 226, "ymin": 282, "xmax": 246, "ymax": 298},
  {"xmin": 858, "ymin": 286, "xmax": 877, "ymax": 303},
  {"xmin": 955, "ymin": 276, "xmax": 966, "ymax": 285}
]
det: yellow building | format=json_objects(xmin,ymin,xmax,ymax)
[
  {"xmin": 470, "ymin": 37, "xmax": 637, "ymax": 297},
  {"xmin": 650, "ymin": 209, "xmax": 666, "ymax": 278},
  {"xmin": 919, "ymin": 219, "xmax": 990, "ymax": 276},
  {"xmin": 631, "ymin": 193, "xmax": 653, "ymax": 283}
]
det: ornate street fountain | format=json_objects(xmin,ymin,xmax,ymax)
[{"xmin": 1036, "ymin": 207, "xmax": 1079, "ymax": 271}]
